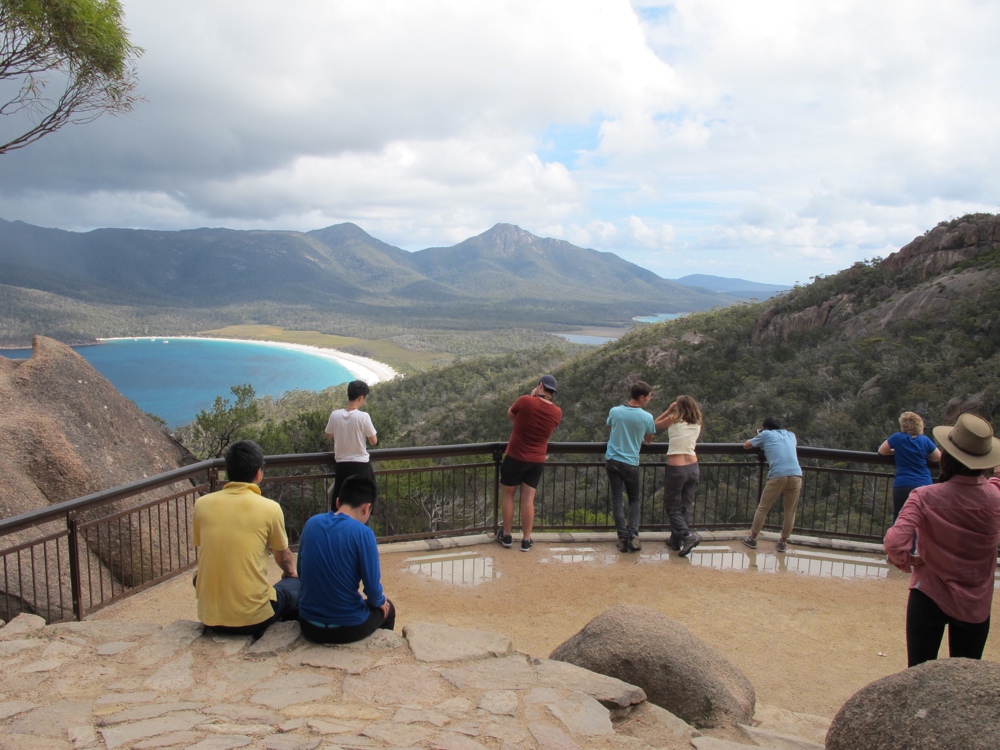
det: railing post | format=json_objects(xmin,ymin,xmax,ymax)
[
  {"xmin": 492, "ymin": 446, "xmax": 504, "ymax": 531},
  {"xmin": 67, "ymin": 510, "xmax": 84, "ymax": 622},
  {"xmin": 208, "ymin": 466, "xmax": 219, "ymax": 493}
]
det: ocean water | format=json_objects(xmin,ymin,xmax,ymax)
[
  {"xmin": 2, "ymin": 338, "xmax": 354, "ymax": 428},
  {"xmin": 632, "ymin": 312, "xmax": 690, "ymax": 323}
]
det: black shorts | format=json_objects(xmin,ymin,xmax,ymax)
[
  {"xmin": 330, "ymin": 461, "xmax": 375, "ymax": 509},
  {"xmin": 500, "ymin": 456, "xmax": 545, "ymax": 489}
]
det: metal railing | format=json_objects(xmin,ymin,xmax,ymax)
[{"xmin": 0, "ymin": 442, "xmax": 897, "ymax": 623}]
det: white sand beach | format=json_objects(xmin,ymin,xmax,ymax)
[{"xmin": 100, "ymin": 336, "xmax": 399, "ymax": 385}]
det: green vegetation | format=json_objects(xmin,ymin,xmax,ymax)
[
  {"xmin": 162, "ymin": 213, "xmax": 1000, "ymax": 542},
  {"xmin": 172, "ymin": 213, "xmax": 1000, "ymax": 464},
  {"xmin": 187, "ymin": 384, "xmax": 260, "ymax": 458}
]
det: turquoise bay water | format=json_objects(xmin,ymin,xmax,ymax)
[
  {"xmin": 632, "ymin": 312, "xmax": 690, "ymax": 323},
  {"xmin": 554, "ymin": 312, "xmax": 693, "ymax": 345},
  {"xmin": 3, "ymin": 338, "xmax": 353, "ymax": 428}
]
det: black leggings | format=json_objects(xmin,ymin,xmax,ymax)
[
  {"xmin": 300, "ymin": 599, "xmax": 396, "ymax": 645},
  {"xmin": 906, "ymin": 588, "xmax": 991, "ymax": 667}
]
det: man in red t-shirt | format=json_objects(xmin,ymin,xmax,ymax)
[{"xmin": 496, "ymin": 375, "xmax": 562, "ymax": 552}]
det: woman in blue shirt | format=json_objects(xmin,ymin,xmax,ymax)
[{"xmin": 879, "ymin": 411, "xmax": 941, "ymax": 523}]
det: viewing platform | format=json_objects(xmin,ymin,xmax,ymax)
[{"xmin": 2, "ymin": 442, "xmax": 997, "ymax": 748}]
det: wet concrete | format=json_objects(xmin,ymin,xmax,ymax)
[
  {"xmin": 403, "ymin": 551, "xmax": 500, "ymax": 586},
  {"xmin": 399, "ymin": 540, "xmax": 944, "ymax": 586}
]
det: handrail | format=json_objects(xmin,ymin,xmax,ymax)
[
  {"xmin": 0, "ymin": 441, "xmax": 896, "ymax": 536},
  {"xmin": 1, "ymin": 440, "xmax": 903, "ymax": 623},
  {"xmin": 0, "ymin": 458, "xmax": 216, "ymax": 535}
]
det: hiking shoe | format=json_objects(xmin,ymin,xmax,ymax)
[
  {"xmin": 628, "ymin": 535, "xmax": 642, "ymax": 552},
  {"xmin": 520, "ymin": 538, "xmax": 533, "ymax": 552},
  {"xmin": 741, "ymin": 535, "xmax": 757, "ymax": 550},
  {"xmin": 617, "ymin": 537, "xmax": 630, "ymax": 553},
  {"xmin": 665, "ymin": 537, "xmax": 681, "ymax": 551},
  {"xmin": 776, "ymin": 539, "xmax": 788, "ymax": 553},
  {"xmin": 679, "ymin": 533, "xmax": 701, "ymax": 558},
  {"xmin": 496, "ymin": 529, "xmax": 512, "ymax": 548}
]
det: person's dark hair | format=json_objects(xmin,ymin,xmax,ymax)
[
  {"xmin": 225, "ymin": 440, "xmax": 264, "ymax": 483},
  {"xmin": 762, "ymin": 417, "xmax": 782, "ymax": 431},
  {"xmin": 938, "ymin": 449, "xmax": 982, "ymax": 482},
  {"xmin": 630, "ymin": 381, "xmax": 653, "ymax": 401},
  {"xmin": 347, "ymin": 380, "xmax": 370, "ymax": 401},
  {"xmin": 337, "ymin": 474, "xmax": 378, "ymax": 509}
]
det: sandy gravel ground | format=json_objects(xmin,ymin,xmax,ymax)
[{"xmin": 91, "ymin": 537, "xmax": 1000, "ymax": 720}]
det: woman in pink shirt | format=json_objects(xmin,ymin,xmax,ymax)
[{"xmin": 884, "ymin": 413, "xmax": 1000, "ymax": 667}]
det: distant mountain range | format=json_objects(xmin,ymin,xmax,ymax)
[{"xmin": 0, "ymin": 219, "xmax": 780, "ymax": 343}]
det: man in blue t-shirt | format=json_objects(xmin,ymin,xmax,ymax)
[
  {"xmin": 741, "ymin": 417, "xmax": 803, "ymax": 553},
  {"xmin": 297, "ymin": 475, "xmax": 395, "ymax": 644},
  {"xmin": 605, "ymin": 381, "xmax": 662, "ymax": 552}
]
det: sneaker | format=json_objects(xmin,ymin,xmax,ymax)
[
  {"xmin": 741, "ymin": 535, "xmax": 757, "ymax": 550},
  {"xmin": 665, "ymin": 537, "xmax": 681, "ymax": 551},
  {"xmin": 617, "ymin": 537, "xmax": 630, "ymax": 553},
  {"xmin": 628, "ymin": 535, "xmax": 642, "ymax": 552},
  {"xmin": 520, "ymin": 538, "xmax": 533, "ymax": 552},
  {"xmin": 679, "ymin": 533, "xmax": 701, "ymax": 558},
  {"xmin": 496, "ymin": 529, "xmax": 512, "ymax": 548},
  {"xmin": 776, "ymin": 539, "xmax": 788, "ymax": 553}
]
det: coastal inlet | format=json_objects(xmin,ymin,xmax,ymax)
[{"xmin": 1, "ymin": 337, "xmax": 396, "ymax": 428}]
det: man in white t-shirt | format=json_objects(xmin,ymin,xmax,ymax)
[{"xmin": 325, "ymin": 380, "xmax": 378, "ymax": 507}]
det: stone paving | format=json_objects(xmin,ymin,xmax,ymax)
[{"xmin": 0, "ymin": 613, "xmax": 826, "ymax": 750}]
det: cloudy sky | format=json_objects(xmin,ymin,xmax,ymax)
[{"xmin": 1, "ymin": 0, "xmax": 997, "ymax": 285}]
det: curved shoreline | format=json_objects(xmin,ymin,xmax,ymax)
[{"xmin": 98, "ymin": 336, "xmax": 399, "ymax": 385}]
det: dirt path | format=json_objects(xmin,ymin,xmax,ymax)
[{"xmin": 91, "ymin": 538, "xmax": 1000, "ymax": 720}]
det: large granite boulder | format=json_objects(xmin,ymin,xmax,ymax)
[
  {"xmin": 826, "ymin": 658, "xmax": 1000, "ymax": 750},
  {"xmin": 549, "ymin": 604, "xmax": 754, "ymax": 728},
  {"xmin": 0, "ymin": 337, "xmax": 197, "ymax": 620}
]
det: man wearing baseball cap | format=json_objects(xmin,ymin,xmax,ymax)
[{"xmin": 496, "ymin": 375, "xmax": 562, "ymax": 552}]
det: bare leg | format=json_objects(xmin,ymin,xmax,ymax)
[
  {"xmin": 520, "ymin": 483, "xmax": 537, "ymax": 539},
  {"xmin": 501, "ymin": 484, "xmax": 517, "ymax": 536}
]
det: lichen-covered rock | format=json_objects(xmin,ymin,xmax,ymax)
[
  {"xmin": 826, "ymin": 658, "xmax": 1000, "ymax": 750},
  {"xmin": 549, "ymin": 604, "xmax": 754, "ymax": 728}
]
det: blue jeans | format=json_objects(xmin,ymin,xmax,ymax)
[
  {"xmin": 204, "ymin": 576, "xmax": 301, "ymax": 638},
  {"xmin": 606, "ymin": 460, "xmax": 641, "ymax": 538}
]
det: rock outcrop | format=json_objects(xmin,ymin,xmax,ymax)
[
  {"xmin": 826, "ymin": 658, "xmax": 1000, "ymax": 750},
  {"xmin": 549, "ymin": 604, "xmax": 755, "ymax": 728},
  {"xmin": 884, "ymin": 214, "xmax": 1000, "ymax": 280},
  {"xmin": 751, "ymin": 214, "xmax": 1000, "ymax": 344},
  {"xmin": 0, "ymin": 337, "xmax": 196, "ymax": 620}
]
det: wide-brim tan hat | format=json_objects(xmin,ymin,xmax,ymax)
[{"xmin": 932, "ymin": 413, "xmax": 1000, "ymax": 470}]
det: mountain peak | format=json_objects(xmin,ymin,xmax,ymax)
[{"xmin": 473, "ymin": 223, "xmax": 541, "ymax": 257}]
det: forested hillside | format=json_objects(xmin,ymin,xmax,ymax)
[
  {"xmin": 544, "ymin": 213, "xmax": 1000, "ymax": 451},
  {"xmin": 181, "ymin": 213, "xmax": 1000, "ymax": 457}
]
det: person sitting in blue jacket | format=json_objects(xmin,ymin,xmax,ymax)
[{"xmin": 297, "ymin": 474, "xmax": 395, "ymax": 644}]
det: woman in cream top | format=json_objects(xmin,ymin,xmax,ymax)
[{"xmin": 655, "ymin": 395, "xmax": 703, "ymax": 556}]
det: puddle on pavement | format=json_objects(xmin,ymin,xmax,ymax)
[
  {"xmin": 635, "ymin": 544, "xmax": 896, "ymax": 580},
  {"xmin": 670, "ymin": 545, "xmax": 893, "ymax": 580},
  {"xmin": 401, "ymin": 543, "xmax": 1000, "ymax": 587},
  {"xmin": 402, "ymin": 551, "xmax": 500, "ymax": 586},
  {"xmin": 540, "ymin": 546, "xmax": 618, "ymax": 565}
]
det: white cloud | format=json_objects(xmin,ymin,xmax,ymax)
[{"xmin": 0, "ymin": 0, "xmax": 997, "ymax": 285}]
